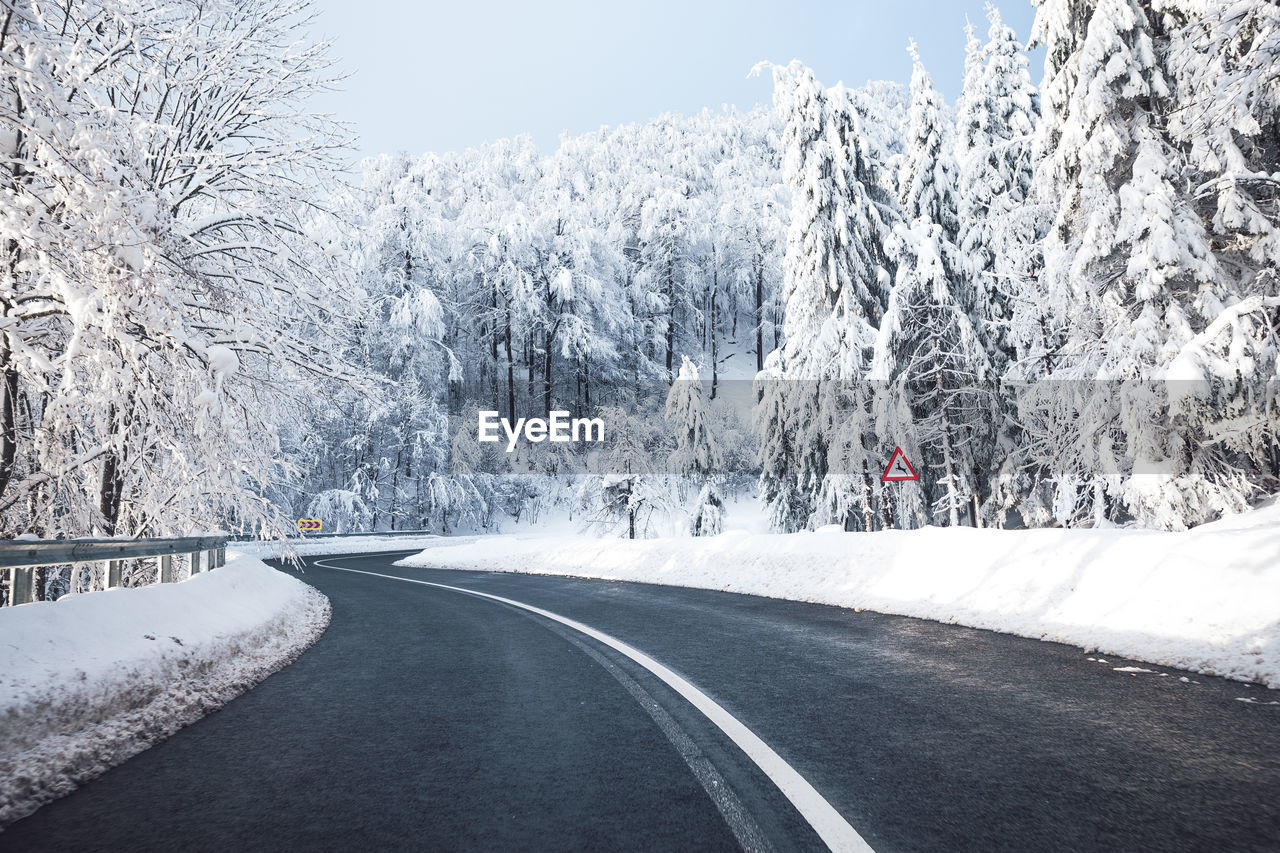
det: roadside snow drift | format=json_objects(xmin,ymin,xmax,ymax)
[
  {"xmin": 0, "ymin": 556, "xmax": 329, "ymax": 828},
  {"xmin": 399, "ymin": 503, "xmax": 1280, "ymax": 689}
]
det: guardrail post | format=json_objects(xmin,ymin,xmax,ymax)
[
  {"xmin": 216, "ymin": 547, "xmax": 226, "ymax": 568},
  {"xmin": 160, "ymin": 555, "xmax": 173, "ymax": 583},
  {"xmin": 9, "ymin": 567, "xmax": 34, "ymax": 606},
  {"xmin": 190, "ymin": 550, "xmax": 201, "ymax": 575},
  {"xmin": 107, "ymin": 560, "xmax": 122, "ymax": 588}
]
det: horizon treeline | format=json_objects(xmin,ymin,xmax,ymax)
[
  {"xmin": 1, "ymin": 0, "xmax": 1277, "ymax": 558},
  {"xmin": 309, "ymin": 2, "xmax": 1278, "ymax": 534}
]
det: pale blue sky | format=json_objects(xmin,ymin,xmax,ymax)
[{"xmin": 307, "ymin": 1, "xmax": 1041, "ymax": 163}]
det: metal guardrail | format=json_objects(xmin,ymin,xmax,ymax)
[
  {"xmin": 0, "ymin": 536, "xmax": 228, "ymax": 607},
  {"xmin": 227, "ymin": 529, "xmax": 437, "ymax": 542},
  {"xmin": 1, "ymin": 529, "xmax": 439, "ymax": 607}
]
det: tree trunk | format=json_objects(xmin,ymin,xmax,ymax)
[
  {"xmin": 861, "ymin": 459, "xmax": 875, "ymax": 532},
  {"xmin": 389, "ymin": 449, "xmax": 401, "ymax": 531},
  {"xmin": 490, "ymin": 287, "xmax": 499, "ymax": 362},
  {"xmin": 489, "ymin": 286, "xmax": 499, "ymax": 402},
  {"xmin": 543, "ymin": 328, "xmax": 554, "ymax": 417},
  {"xmin": 505, "ymin": 307, "xmax": 516, "ymax": 424},
  {"xmin": 665, "ymin": 258, "xmax": 675, "ymax": 378},
  {"xmin": 971, "ymin": 462, "xmax": 983, "ymax": 528},
  {"xmin": 543, "ymin": 268, "xmax": 556, "ymax": 416},
  {"xmin": 1, "ymin": 73, "xmax": 25, "ymax": 505},
  {"xmin": 98, "ymin": 456, "xmax": 122, "ymax": 535},
  {"xmin": 710, "ymin": 268, "xmax": 719, "ymax": 400},
  {"xmin": 1038, "ymin": 311, "xmax": 1055, "ymax": 374},
  {"xmin": 97, "ymin": 398, "xmax": 129, "ymax": 536},
  {"xmin": 755, "ymin": 256, "xmax": 765, "ymax": 373},
  {"xmin": 938, "ymin": 370, "xmax": 960, "ymax": 527},
  {"xmin": 526, "ymin": 336, "xmax": 535, "ymax": 403},
  {"xmin": 0, "ymin": 321, "xmax": 17, "ymax": 502},
  {"xmin": 880, "ymin": 479, "xmax": 895, "ymax": 530}
]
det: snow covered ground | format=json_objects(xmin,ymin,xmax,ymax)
[
  {"xmin": 398, "ymin": 501, "xmax": 1280, "ymax": 690},
  {"xmin": 0, "ymin": 557, "xmax": 329, "ymax": 828}
]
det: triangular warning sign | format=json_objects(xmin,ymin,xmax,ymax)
[{"xmin": 881, "ymin": 447, "xmax": 919, "ymax": 482}]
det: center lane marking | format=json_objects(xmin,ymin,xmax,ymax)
[{"xmin": 312, "ymin": 558, "xmax": 874, "ymax": 853}]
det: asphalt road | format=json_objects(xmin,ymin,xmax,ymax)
[{"xmin": 5, "ymin": 551, "xmax": 1279, "ymax": 852}]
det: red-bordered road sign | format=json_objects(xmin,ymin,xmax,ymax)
[{"xmin": 881, "ymin": 447, "xmax": 919, "ymax": 482}]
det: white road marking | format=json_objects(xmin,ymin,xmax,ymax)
[
  {"xmin": 313, "ymin": 557, "xmax": 874, "ymax": 853},
  {"xmin": 542, "ymin": 615, "xmax": 773, "ymax": 852}
]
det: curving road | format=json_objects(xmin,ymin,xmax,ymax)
[{"xmin": 5, "ymin": 550, "xmax": 1279, "ymax": 852}]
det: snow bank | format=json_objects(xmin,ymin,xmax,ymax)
[
  {"xmin": 399, "ymin": 503, "xmax": 1280, "ymax": 689},
  {"xmin": 0, "ymin": 556, "xmax": 329, "ymax": 828}
]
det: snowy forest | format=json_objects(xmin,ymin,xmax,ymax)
[{"xmin": 1, "ymin": 0, "xmax": 1278, "ymax": 545}]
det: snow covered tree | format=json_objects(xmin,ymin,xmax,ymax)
[
  {"xmin": 753, "ymin": 61, "xmax": 899, "ymax": 532},
  {"xmin": 871, "ymin": 222, "xmax": 991, "ymax": 527},
  {"xmin": 525, "ymin": 143, "xmax": 624, "ymax": 415},
  {"xmin": 952, "ymin": 6, "xmax": 1045, "ymax": 525},
  {"xmin": 666, "ymin": 357, "xmax": 722, "ymax": 476},
  {"xmin": 420, "ymin": 471, "xmax": 487, "ymax": 534},
  {"xmin": 303, "ymin": 103, "xmax": 791, "ymax": 534},
  {"xmin": 0, "ymin": 0, "xmax": 361, "ymax": 542},
  {"xmin": 867, "ymin": 45, "xmax": 992, "ymax": 528},
  {"xmin": 307, "ymin": 489, "xmax": 374, "ymax": 535},
  {"xmin": 1162, "ymin": 0, "xmax": 1280, "ymax": 506},
  {"xmin": 956, "ymin": 6, "xmax": 1040, "ymax": 374},
  {"xmin": 715, "ymin": 113, "xmax": 789, "ymax": 375},
  {"xmin": 751, "ymin": 61, "xmax": 832, "ymax": 532},
  {"xmin": 894, "ymin": 43, "xmax": 966, "ymax": 315},
  {"xmin": 307, "ymin": 152, "xmax": 458, "ymax": 533},
  {"xmin": 898, "ymin": 44, "xmax": 962, "ymax": 247},
  {"xmin": 665, "ymin": 357, "xmax": 724, "ymax": 535},
  {"xmin": 1024, "ymin": 0, "xmax": 1276, "ymax": 529},
  {"xmin": 582, "ymin": 405, "xmax": 671, "ymax": 539},
  {"xmin": 637, "ymin": 173, "xmax": 707, "ymax": 380},
  {"xmin": 1165, "ymin": 0, "xmax": 1280, "ymax": 273}
]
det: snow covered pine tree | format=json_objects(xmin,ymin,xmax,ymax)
[
  {"xmin": 666, "ymin": 357, "xmax": 724, "ymax": 535},
  {"xmin": 1026, "ymin": 0, "xmax": 1279, "ymax": 529}
]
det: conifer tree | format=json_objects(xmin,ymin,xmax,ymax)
[
  {"xmin": 871, "ymin": 46, "xmax": 991, "ymax": 527},
  {"xmin": 956, "ymin": 5, "xmax": 1040, "ymax": 374},
  {"xmin": 752, "ymin": 61, "xmax": 898, "ymax": 531},
  {"xmin": 666, "ymin": 357, "xmax": 724, "ymax": 535},
  {"xmin": 1024, "ymin": 0, "xmax": 1275, "ymax": 529}
]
